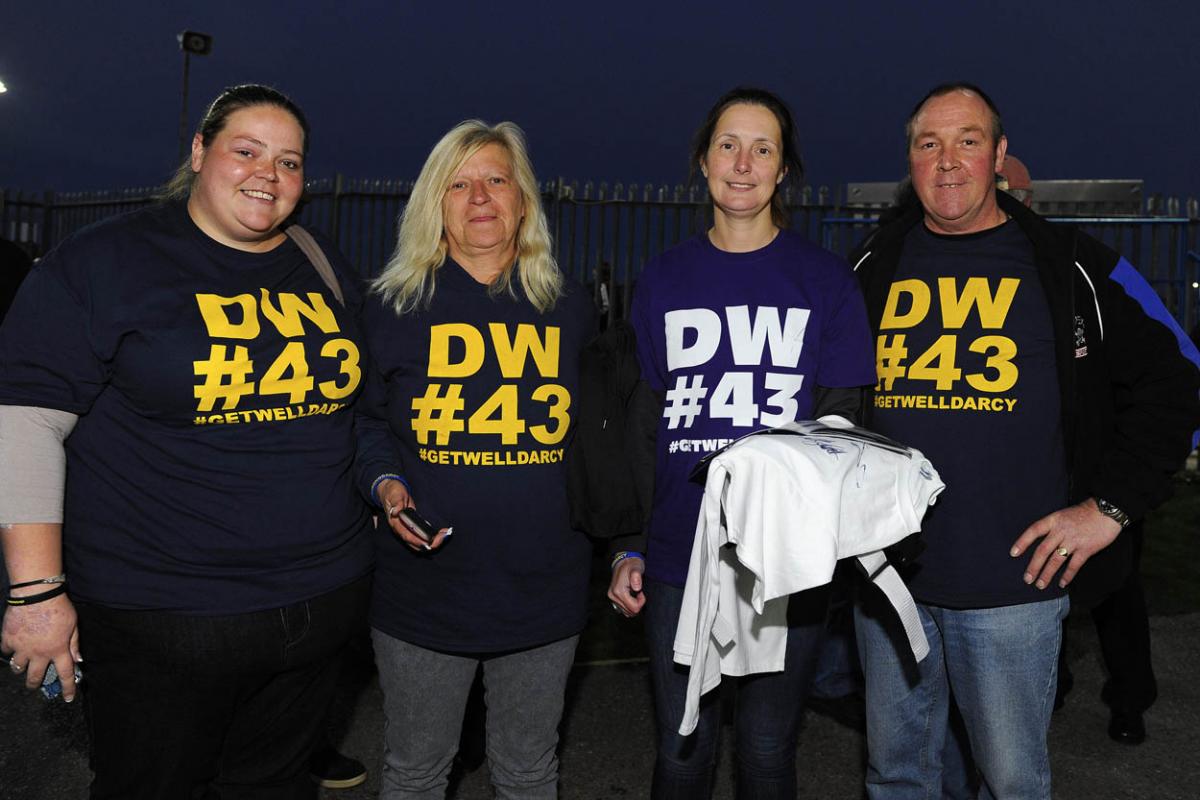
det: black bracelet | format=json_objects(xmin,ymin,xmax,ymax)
[{"xmin": 6, "ymin": 583, "xmax": 68, "ymax": 607}]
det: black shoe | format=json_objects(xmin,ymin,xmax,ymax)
[
  {"xmin": 310, "ymin": 745, "xmax": 368, "ymax": 789},
  {"xmin": 1107, "ymin": 710, "xmax": 1146, "ymax": 745}
]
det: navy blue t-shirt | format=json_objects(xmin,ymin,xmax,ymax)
[
  {"xmin": 870, "ymin": 221, "xmax": 1068, "ymax": 607},
  {"xmin": 631, "ymin": 230, "xmax": 878, "ymax": 587},
  {"xmin": 357, "ymin": 261, "xmax": 595, "ymax": 652},
  {"xmin": 0, "ymin": 203, "xmax": 374, "ymax": 613}
]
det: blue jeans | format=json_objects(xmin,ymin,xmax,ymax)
[
  {"xmin": 644, "ymin": 577, "xmax": 830, "ymax": 800},
  {"xmin": 810, "ymin": 562, "xmax": 862, "ymax": 700},
  {"xmin": 855, "ymin": 589, "xmax": 1068, "ymax": 800},
  {"xmin": 75, "ymin": 576, "xmax": 370, "ymax": 800},
  {"xmin": 371, "ymin": 630, "xmax": 578, "ymax": 800}
]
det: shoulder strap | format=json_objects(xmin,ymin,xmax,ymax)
[{"xmin": 285, "ymin": 225, "xmax": 345, "ymax": 307}]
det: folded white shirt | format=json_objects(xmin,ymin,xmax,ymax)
[{"xmin": 673, "ymin": 416, "xmax": 944, "ymax": 735}]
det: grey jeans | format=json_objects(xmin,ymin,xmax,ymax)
[{"xmin": 371, "ymin": 629, "xmax": 579, "ymax": 800}]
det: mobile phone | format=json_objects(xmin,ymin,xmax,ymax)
[
  {"xmin": 396, "ymin": 508, "xmax": 441, "ymax": 544},
  {"xmin": 40, "ymin": 662, "xmax": 83, "ymax": 700},
  {"xmin": 3, "ymin": 655, "xmax": 81, "ymax": 700}
]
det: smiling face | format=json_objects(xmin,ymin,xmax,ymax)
[
  {"xmin": 908, "ymin": 90, "xmax": 1008, "ymax": 235},
  {"xmin": 701, "ymin": 102, "xmax": 786, "ymax": 227},
  {"xmin": 441, "ymin": 142, "xmax": 525, "ymax": 274},
  {"xmin": 187, "ymin": 104, "xmax": 305, "ymax": 252}
]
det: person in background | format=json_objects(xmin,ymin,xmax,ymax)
[
  {"xmin": 356, "ymin": 119, "xmax": 595, "ymax": 799},
  {"xmin": 852, "ymin": 82, "xmax": 1200, "ymax": 799},
  {"xmin": 996, "ymin": 154, "xmax": 1033, "ymax": 208},
  {"xmin": 0, "ymin": 236, "xmax": 33, "ymax": 325},
  {"xmin": 0, "ymin": 84, "xmax": 373, "ymax": 798},
  {"xmin": 607, "ymin": 86, "xmax": 877, "ymax": 799}
]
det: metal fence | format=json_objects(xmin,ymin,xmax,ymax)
[{"xmin": 3, "ymin": 179, "xmax": 1197, "ymax": 330}]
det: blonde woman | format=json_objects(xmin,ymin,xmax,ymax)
[{"xmin": 356, "ymin": 120, "xmax": 595, "ymax": 799}]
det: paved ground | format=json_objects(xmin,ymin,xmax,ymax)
[{"xmin": 2, "ymin": 610, "xmax": 1197, "ymax": 799}]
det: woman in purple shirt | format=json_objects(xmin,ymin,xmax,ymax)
[{"xmin": 607, "ymin": 87, "xmax": 877, "ymax": 799}]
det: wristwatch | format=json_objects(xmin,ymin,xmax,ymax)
[{"xmin": 1095, "ymin": 498, "xmax": 1132, "ymax": 529}]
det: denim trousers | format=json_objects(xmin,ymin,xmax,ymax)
[
  {"xmin": 75, "ymin": 576, "xmax": 370, "ymax": 800},
  {"xmin": 644, "ymin": 577, "xmax": 830, "ymax": 800},
  {"xmin": 855, "ymin": 588, "xmax": 1069, "ymax": 800},
  {"xmin": 371, "ymin": 629, "xmax": 579, "ymax": 800}
]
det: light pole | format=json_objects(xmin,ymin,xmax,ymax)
[{"xmin": 177, "ymin": 31, "xmax": 213, "ymax": 162}]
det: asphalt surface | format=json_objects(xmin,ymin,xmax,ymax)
[{"xmin": 2, "ymin": 609, "xmax": 1198, "ymax": 799}]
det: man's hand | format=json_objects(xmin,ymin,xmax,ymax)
[
  {"xmin": 607, "ymin": 557, "xmax": 646, "ymax": 617},
  {"xmin": 1010, "ymin": 498, "xmax": 1123, "ymax": 590}
]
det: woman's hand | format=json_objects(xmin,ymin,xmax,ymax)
[
  {"xmin": 376, "ymin": 478, "xmax": 450, "ymax": 552},
  {"xmin": 1, "ymin": 593, "xmax": 81, "ymax": 701},
  {"xmin": 607, "ymin": 556, "xmax": 646, "ymax": 618}
]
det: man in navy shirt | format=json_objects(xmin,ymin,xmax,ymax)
[{"xmin": 851, "ymin": 82, "xmax": 1200, "ymax": 799}]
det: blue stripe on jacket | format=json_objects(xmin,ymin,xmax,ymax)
[{"xmin": 1109, "ymin": 257, "xmax": 1200, "ymax": 448}]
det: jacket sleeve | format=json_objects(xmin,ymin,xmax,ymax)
[
  {"xmin": 352, "ymin": 319, "xmax": 406, "ymax": 508},
  {"xmin": 1085, "ymin": 255, "xmax": 1200, "ymax": 520},
  {"xmin": 607, "ymin": 531, "xmax": 648, "ymax": 561},
  {"xmin": 812, "ymin": 385, "xmax": 866, "ymax": 424}
]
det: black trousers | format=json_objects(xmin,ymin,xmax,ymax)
[
  {"xmin": 1092, "ymin": 526, "xmax": 1157, "ymax": 713},
  {"xmin": 76, "ymin": 575, "xmax": 370, "ymax": 800},
  {"xmin": 1060, "ymin": 524, "xmax": 1157, "ymax": 714}
]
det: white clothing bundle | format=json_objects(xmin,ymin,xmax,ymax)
[{"xmin": 673, "ymin": 416, "xmax": 944, "ymax": 735}]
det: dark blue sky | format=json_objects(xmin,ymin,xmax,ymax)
[{"xmin": 3, "ymin": 1, "xmax": 1197, "ymax": 200}]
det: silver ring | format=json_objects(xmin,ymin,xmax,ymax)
[
  {"xmin": 9, "ymin": 660, "xmax": 24, "ymax": 673},
  {"xmin": 1056, "ymin": 547, "xmax": 1071, "ymax": 558}
]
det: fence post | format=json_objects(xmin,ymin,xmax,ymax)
[
  {"xmin": 331, "ymin": 173, "xmax": 345, "ymax": 245},
  {"xmin": 39, "ymin": 190, "xmax": 55, "ymax": 256}
]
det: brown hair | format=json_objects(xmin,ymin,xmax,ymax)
[
  {"xmin": 689, "ymin": 86, "xmax": 805, "ymax": 229},
  {"xmin": 161, "ymin": 84, "xmax": 309, "ymax": 200}
]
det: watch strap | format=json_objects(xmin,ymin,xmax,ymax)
[{"xmin": 1096, "ymin": 498, "xmax": 1131, "ymax": 529}]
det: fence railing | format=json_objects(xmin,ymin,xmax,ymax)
[{"xmin": 3, "ymin": 179, "xmax": 1197, "ymax": 330}]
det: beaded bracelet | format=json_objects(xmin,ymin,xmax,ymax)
[
  {"xmin": 9, "ymin": 573, "xmax": 67, "ymax": 590},
  {"xmin": 610, "ymin": 550, "xmax": 645, "ymax": 571},
  {"xmin": 371, "ymin": 473, "xmax": 411, "ymax": 507},
  {"xmin": 6, "ymin": 583, "xmax": 68, "ymax": 607}
]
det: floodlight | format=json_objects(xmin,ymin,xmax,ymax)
[{"xmin": 178, "ymin": 31, "xmax": 213, "ymax": 56}]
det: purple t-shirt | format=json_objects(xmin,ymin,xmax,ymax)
[{"xmin": 631, "ymin": 230, "xmax": 877, "ymax": 586}]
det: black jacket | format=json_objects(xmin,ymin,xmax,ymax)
[
  {"xmin": 566, "ymin": 320, "xmax": 658, "ymax": 541},
  {"xmin": 850, "ymin": 191, "xmax": 1200, "ymax": 604}
]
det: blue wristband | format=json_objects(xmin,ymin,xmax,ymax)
[
  {"xmin": 610, "ymin": 550, "xmax": 645, "ymax": 571},
  {"xmin": 371, "ymin": 473, "xmax": 410, "ymax": 508}
]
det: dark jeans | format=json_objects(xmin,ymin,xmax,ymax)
[
  {"xmin": 644, "ymin": 577, "xmax": 830, "ymax": 800},
  {"xmin": 75, "ymin": 575, "xmax": 370, "ymax": 800}
]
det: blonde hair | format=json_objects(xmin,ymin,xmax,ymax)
[{"xmin": 374, "ymin": 120, "xmax": 562, "ymax": 314}]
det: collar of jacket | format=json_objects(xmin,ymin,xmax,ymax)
[
  {"xmin": 852, "ymin": 189, "xmax": 1082, "ymax": 322},
  {"xmin": 852, "ymin": 188, "xmax": 1074, "ymax": 268},
  {"xmin": 851, "ymin": 188, "xmax": 1096, "ymax": 498}
]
